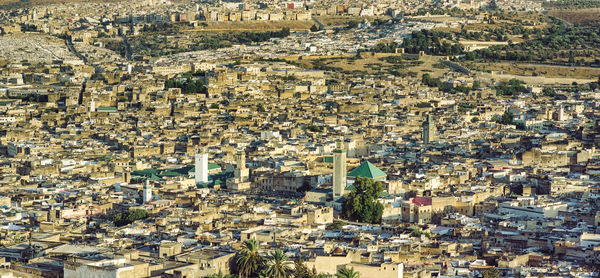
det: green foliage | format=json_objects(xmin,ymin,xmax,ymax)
[
  {"xmin": 416, "ymin": 102, "xmax": 431, "ymax": 108},
  {"xmin": 400, "ymin": 30, "xmax": 464, "ymax": 55},
  {"xmin": 104, "ymin": 39, "xmax": 127, "ymax": 57},
  {"xmin": 482, "ymin": 267, "xmax": 500, "ymax": 278},
  {"xmin": 294, "ymin": 260, "xmax": 329, "ymax": 278},
  {"xmin": 371, "ymin": 41, "xmax": 401, "ymax": 53},
  {"xmin": 336, "ymin": 267, "xmax": 360, "ymax": 278},
  {"xmin": 464, "ymin": 20, "xmax": 600, "ymax": 65},
  {"xmin": 421, "ymin": 74, "xmax": 479, "ymax": 94},
  {"xmin": 346, "ymin": 21, "xmax": 359, "ymax": 29},
  {"xmin": 543, "ymin": 87, "xmax": 555, "ymax": 97},
  {"xmin": 409, "ymin": 230, "xmax": 431, "ymax": 239},
  {"xmin": 495, "ymin": 79, "xmax": 528, "ymax": 96},
  {"xmin": 112, "ymin": 209, "xmax": 148, "ymax": 227},
  {"xmin": 471, "ymin": 117, "xmax": 480, "ymax": 123},
  {"xmin": 421, "ymin": 73, "xmax": 443, "ymax": 88},
  {"xmin": 589, "ymin": 77, "xmax": 600, "ymax": 90},
  {"xmin": 261, "ymin": 249, "xmax": 293, "ymax": 278},
  {"xmin": 326, "ymin": 221, "xmax": 345, "ymax": 231},
  {"xmin": 310, "ymin": 25, "xmax": 320, "ymax": 32},
  {"xmin": 492, "ymin": 111, "xmax": 525, "ymax": 129},
  {"xmin": 134, "ymin": 28, "xmax": 290, "ymax": 57},
  {"xmin": 294, "ymin": 259, "xmax": 314, "ymax": 278},
  {"xmin": 371, "ymin": 18, "xmax": 387, "ymax": 27},
  {"xmin": 209, "ymin": 103, "xmax": 219, "ymax": 109},
  {"xmin": 342, "ymin": 177, "xmax": 384, "ymax": 224},
  {"xmin": 544, "ymin": 0, "xmax": 600, "ymax": 9},
  {"xmin": 20, "ymin": 24, "xmax": 38, "ymax": 32},
  {"xmin": 326, "ymin": 79, "xmax": 340, "ymax": 86},
  {"xmin": 282, "ymin": 75, "xmax": 298, "ymax": 81},
  {"xmin": 257, "ymin": 103, "xmax": 266, "ymax": 113},
  {"xmin": 165, "ymin": 77, "xmax": 208, "ymax": 95},
  {"xmin": 306, "ymin": 125, "xmax": 323, "ymax": 133},
  {"xmin": 9, "ymin": 93, "xmax": 48, "ymax": 102},
  {"xmin": 493, "ymin": 111, "xmax": 515, "ymax": 125},
  {"xmin": 236, "ymin": 239, "xmax": 263, "ymax": 278}
]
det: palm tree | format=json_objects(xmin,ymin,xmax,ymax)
[
  {"xmin": 236, "ymin": 239, "xmax": 263, "ymax": 278},
  {"xmin": 261, "ymin": 249, "xmax": 293, "ymax": 278},
  {"xmin": 336, "ymin": 267, "xmax": 360, "ymax": 278}
]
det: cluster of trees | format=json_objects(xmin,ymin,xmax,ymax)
[
  {"xmin": 421, "ymin": 74, "xmax": 481, "ymax": 94},
  {"xmin": 233, "ymin": 239, "xmax": 361, "ymax": 278},
  {"xmin": 413, "ymin": 7, "xmax": 468, "ymax": 17},
  {"xmin": 20, "ymin": 24, "xmax": 38, "ymax": 32},
  {"xmin": 112, "ymin": 209, "xmax": 148, "ymax": 227},
  {"xmin": 464, "ymin": 21, "xmax": 600, "ymax": 65},
  {"xmin": 346, "ymin": 21, "xmax": 359, "ymax": 29},
  {"xmin": 306, "ymin": 125, "xmax": 324, "ymax": 133},
  {"xmin": 10, "ymin": 93, "xmax": 48, "ymax": 102},
  {"xmin": 589, "ymin": 77, "xmax": 600, "ymax": 90},
  {"xmin": 409, "ymin": 230, "xmax": 432, "ymax": 239},
  {"xmin": 257, "ymin": 103, "xmax": 266, "ymax": 112},
  {"xmin": 492, "ymin": 111, "xmax": 525, "ymax": 129},
  {"xmin": 342, "ymin": 177, "xmax": 384, "ymax": 224},
  {"xmin": 164, "ymin": 77, "xmax": 208, "ymax": 95},
  {"xmin": 543, "ymin": 0, "xmax": 600, "ymax": 9},
  {"xmin": 371, "ymin": 30, "xmax": 463, "ymax": 56},
  {"xmin": 134, "ymin": 28, "xmax": 291, "ymax": 57},
  {"xmin": 188, "ymin": 29, "xmax": 290, "ymax": 51},
  {"xmin": 235, "ymin": 28, "xmax": 290, "ymax": 44},
  {"xmin": 402, "ymin": 30, "xmax": 464, "ymax": 55},
  {"xmin": 141, "ymin": 23, "xmax": 178, "ymax": 33},
  {"xmin": 494, "ymin": 79, "xmax": 528, "ymax": 96},
  {"xmin": 104, "ymin": 40, "xmax": 127, "ymax": 57}
]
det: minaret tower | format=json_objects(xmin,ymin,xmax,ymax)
[
  {"xmin": 143, "ymin": 179, "xmax": 152, "ymax": 203},
  {"xmin": 333, "ymin": 137, "xmax": 347, "ymax": 198},
  {"xmin": 423, "ymin": 114, "xmax": 436, "ymax": 144},
  {"xmin": 195, "ymin": 146, "xmax": 209, "ymax": 185}
]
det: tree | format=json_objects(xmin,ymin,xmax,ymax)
[
  {"xmin": 342, "ymin": 177, "xmax": 384, "ymax": 224},
  {"xmin": 336, "ymin": 267, "xmax": 360, "ymax": 278},
  {"xmin": 482, "ymin": 267, "xmax": 499, "ymax": 278},
  {"xmin": 346, "ymin": 21, "xmax": 359, "ymax": 29},
  {"xmin": 262, "ymin": 249, "xmax": 292, "ymax": 278},
  {"xmin": 112, "ymin": 209, "xmax": 148, "ymax": 227},
  {"xmin": 236, "ymin": 239, "xmax": 263, "ymax": 278},
  {"xmin": 293, "ymin": 259, "xmax": 313, "ymax": 278},
  {"xmin": 310, "ymin": 24, "xmax": 320, "ymax": 32},
  {"xmin": 257, "ymin": 103, "xmax": 266, "ymax": 112}
]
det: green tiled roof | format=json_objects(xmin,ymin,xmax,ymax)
[
  {"xmin": 188, "ymin": 163, "xmax": 221, "ymax": 172},
  {"xmin": 324, "ymin": 156, "xmax": 333, "ymax": 163},
  {"xmin": 160, "ymin": 170, "xmax": 180, "ymax": 177},
  {"xmin": 132, "ymin": 168, "xmax": 159, "ymax": 177},
  {"xmin": 347, "ymin": 161, "xmax": 386, "ymax": 180},
  {"xmin": 97, "ymin": 106, "xmax": 117, "ymax": 111}
]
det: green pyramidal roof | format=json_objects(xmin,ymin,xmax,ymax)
[{"xmin": 347, "ymin": 161, "xmax": 386, "ymax": 180}]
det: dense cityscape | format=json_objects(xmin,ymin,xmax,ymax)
[{"xmin": 0, "ymin": 0, "xmax": 599, "ymax": 277}]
